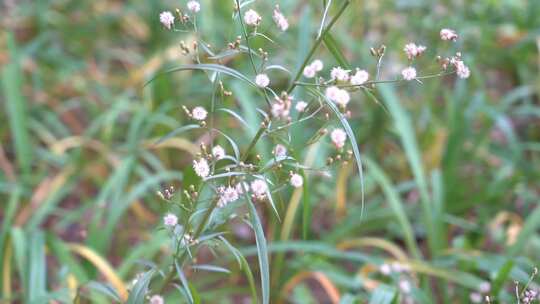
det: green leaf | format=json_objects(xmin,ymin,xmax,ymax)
[
  {"xmin": 126, "ymin": 270, "xmax": 155, "ymax": 304},
  {"xmin": 309, "ymin": 88, "xmax": 365, "ymax": 219},
  {"xmin": 28, "ymin": 232, "xmax": 47, "ymax": 302},
  {"xmin": 244, "ymin": 188, "xmax": 270, "ymax": 304},
  {"xmin": 2, "ymin": 32, "xmax": 32, "ymax": 176},
  {"xmin": 175, "ymin": 261, "xmax": 194, "ymax": 304},
  {"xmin": 369, "ymin": 284, "xmax": 396, "ymax": 304},
  {"xmin": 364, "ymin": 157, "xmax": 421, "ymax": 259},
  {"xmin": 145, "ymin": 64, "xmax": 257, "ymax": 87},
  {"xmin": 323, "ymin": 33, "xmax": 352, "ymax": 70},
  {"xmin": 86, "ymin": 281, "xmax": 122, "ymax": 302}
]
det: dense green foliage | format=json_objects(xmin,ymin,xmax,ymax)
[{"xmin": 1, "ymin": 0, "xmax": 539, "ymax": 303}]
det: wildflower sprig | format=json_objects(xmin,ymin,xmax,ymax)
[{"xmin": 129, "ymin": 1, "xmax": 473, "ymax": 302}]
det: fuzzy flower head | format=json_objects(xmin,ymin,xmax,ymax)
[
  {"xmin": 244, "ymin": 9, "xmax": 261, "ymax": 26},
  {"xmin": 330, "ymin": 67, "xmax": 350, "ymax": 82},
  {"xmin": 192, "ymin": 106, "xmax": 208, "ymax": 121},
  {"xmin": 212, "ymin": 145, "xmax": 225, "ymax": 160},
  {"xmin": 187, "ymin": 1, "xmax": 201, "ymax": 13},
  {"xmin": 331, "ymin": 128, "xmax": 347, "ymax": 149},
  {"xmin": 403, "ymin": 43, "xmax": 427, "ymax": 60},
  {"xmin": 250, "ymin": 179, "xmax": 268, "ymax": 197},
  {"xmin": 303, "ymin": 65, "xmax": 316, "ymax": 78},
  {"xmin": 290, "ymin": 173, "xmax": 303, "ymax": 188},
  {"xmin": 350, "ymin": 69, "xmax": 369, "ymax": 85},
  {"xmin": 193, "ymin": 158, "xmax": 210, "ymax": 178},
  {"xmin": 217, "ymin": 186, "xmax": 239, "ymax": 208},
  {"xmin": 273, "ymin": 144, "xmax": 287, "ymax": 158},
  {"xmin": 454, "ymin": 60, "xmax": 470, "ymax": 79},
  {"xmin": 311, "ymin": 59, "xmax": 324, "ymax": 72},
  {"xmin": 163, "ymin": 213, "xmax": 178, "ymax": 227},
  {"xmin": 325, "ymin": 86, "xmax": 350, "ymax": 107},
  {"xmin": 379, "ymin": 264, "xmax": 392, "ymax": 275},
  {"xmin": 399, "ymin": 280, "xmax": 411, "ymax": 294},
  {"xmin": 149, "ymin": 295, "xmax": 164, "ymax": 304},
  {"xmin": 272, "ymin": 5, "xmax": 289, "ymax": 31},
  {"xmin": 271, "ymin": 94, "xmax": 292, "ymax": 119},
  {"xmin": 401, "ymin": 67, "xmax": 417, "ymax": 81},
  {"xmin": 440, "ymin": 28, "xmax": 458, "ymax": 41},
  {"xmin": 255, "ymin": 74, "xmax": 270, "ymax": 88},
  {"xmin": 159, "ymin": 11, "xmax": 175, "ymax": 30},
  {"xmin": 295, "ymin": 101, "xmax": 308, "ymax": 112}
]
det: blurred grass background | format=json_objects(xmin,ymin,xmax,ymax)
[{"xmin": 1, "ymin": 0, "xmax": 539, "ymax": 303}]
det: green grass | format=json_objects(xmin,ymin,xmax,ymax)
[{"xmin": 1, "ymin": 0, "xmax": 539, "ymax": 303}]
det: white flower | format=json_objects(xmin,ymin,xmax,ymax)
[
  {"xmin": 391, "ymin": 262, "xmax": 410, "ymax": 273},
  {"xmin": 399, "ymin": 280, "xmax": 411, "ymax": 294},
  {"xmin": 272, "ymin": 5, "xmax": 289, "ymax": 31},
  {"xmin": 193, "ymin": 158, "xmax": 210, "ymax": 177},
  {"xmin": 469, "ymin": 293, "xmax": 482, "ymax": 303},
  {"xmin": 326, "ymin": 86, "xmax": 349, "ymax": 106},
  {"xmin": 330, "ymin": 128, "xmax": 347, "ymax": 149},
  {"xmin": 311, "ymin": 59, "xmax": 324, "ymax": 72},
  {"xmin": 217, "ymin": 186, "xmax": 239, "ymax": 208},
  {"xmin": 455, "ymin": 60, "xmax": 470, "ymax": 79},
  {"xmin": 273, "ymin": 144, "xmax": 287, "ymax": 158},
  {"xmin": 334, "ymin": 89, "xmax": 350, "ymax": 106},
  {"xmin": 159, "ymin": 11, "xmax": 175, "ymax": 30},
  {"xmin": 330, "ymin": 67, "xmax": 350, "ymax": 81},
  {"xmin": 303, "ymin": 65, "xmax": 316, "ymax": 78},
  {"xmin": 379, "ymin": 264, "xmax": 391, "ymax": 275},
  {"xmin": 192, "ymin": 106, "xmax": 207, "ymax": 120},
  {"xmin": 212, "ymin": 145, "xmax": 225, "ymax": 160},
  {"xmin": 250, "ymin": 179, "xmax": 268, "ymax": 197},
  {"xmin": 404, "ymin": 43, "xmax": 427, "ymax": 60},
  {"xmin": 244, "ymin": 9, "xmax": 261, "ymax": 26},
  {"xmin": 350, "ymin": 69, "xmax": 369, "ymax": 85},
  {"xmin": 440, "ymin": 28, "xmax": 458, "ymax": 41},
  {"xmin": 163, "ymin": 213, "xmax": 178, "ymax": 227},
  {"xmin": 149, "ymin": 295, "xmax": 164, "ymax": 304},
  {"xmin": 187, "ymin": 1, "xmax": 201, "ymax": 13},
  {"xmin": 401, "ymin": 67, "xmax": 417, "ymax": 81},
  {"xmin": 295, "ymin": 101, "xmax": 308, "ymax": 112},
  {"xmin": 478, "ymin": 282, "xmax": 491, "ymax": 293},
  {"xmin": 290, "ymin": 174, "xmax": 303, "ymax": 188},
  {"xmin": 255, "ymin": 74, "xmax": 270, "ymax": 88},
  {"xmin": 325, "ymin": 86, "xmax": 340, "ymax": 100}
]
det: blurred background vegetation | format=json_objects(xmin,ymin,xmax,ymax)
[{"xmin": 1, "ymin": 0, "xmax": 539, "ymax": 303}]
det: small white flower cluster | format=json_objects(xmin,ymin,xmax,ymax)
[
  {"xmin": 192, "ymin": 106, "xmax": 208, "ymax": 121},
  {"xmin": 440, "ymin": 28, "xmax": 458, "ymax": 41},
  {"xmin": 244, "ymin": 9, "xmax": 261, "ymax": 26},
  {"xmin": 272, "ymin": 5, "xmax": 289, "ymax": 31},
  {"xmin": 295, "ymin": 101, "xmax": 308, "ymax": 112},
  {"xmin": 303, "ymin": 59, "xmax": 324, "ymax": 78},
  {"xmin": 187, "ymin": 1, "xmax": 201, "ymax": 13},
  {"xmin": 401, "ymin": 42, "xmax": 425, "ymax": 81},
  {"xmin": 163, "ymin": 213, "xmax": 178, "ymax": 227},
  {"xmin": 469, "ymin": 282, "xmax": 492, "ymax": 303},
  {"xmin": 273, "ymin": 144, "xmax": 287, "ymax": 158},
  {"xmin": 401, "ymin": 67, "xmax": 417, "ymax": 81},
  {"xmin": 212, "ymin": 145, "xmax": 225, "ymax": 160},
  {"xmin": 330, "ymin": 67, "xmax": 350, "ymax": 82},
  {"xmin": 255, "ymin": 74, "xmax": 270, "ymax": 88},
  {"xmin": 350, "ymin": 69, "xmax": 369, "ymax": 85},
  {"xmin": 159, "ymin": 11, "xmax": 175, "ymax": 30},
  {"xmin": 438, "ymin": 29, "xmax": 470, "ymax": 79},
  {"xmin": 149, "ymin": 295, "xmax": 164, "ymax": 304},
  {"xmin": 403, "ymin": 42, "xmax": 426, "ymax": 60},
  {"xmin": 290, "ymin": 173, "xmax": 303, "ymax": 188},
  {"xmin": 325, "ymin": 86, "xmax": 350, "ymax": 107},
  {"xmin": 250, "ymin": 179, "xmax": 268, "ymax": 200},
  {"xmin": 217, "ymin": 185, "xmax": 240, "ymax": 208},
  {"xmin": 330, "ymin": 128, "xmax": 347, "ymax": 149},
  {"xmin": 193, "ymin": 158, "xmax": 210, "ymax": 178},
  {"xmin": 271, "ymin": 93, "xmax": 293, "ymax": 119}
]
